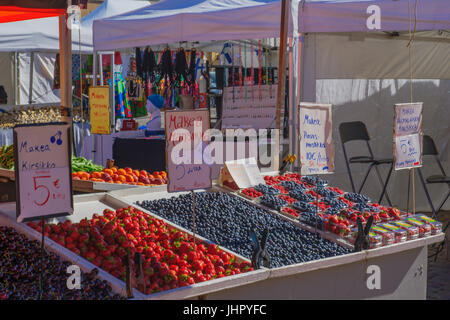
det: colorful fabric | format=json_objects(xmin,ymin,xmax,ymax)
[
  {"xmin": 109, "ymin": 75, "xmax": 132, "ymax": 119},
  {"xmin": 130, "ymin": 92, "xmax": 148, "ymax": 118}
]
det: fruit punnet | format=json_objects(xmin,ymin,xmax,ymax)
[
  {"xmin": 0, "ymin": 226, "xmax": 122, "ymax": 300},
  {"xmin": 27, "ymin": 207, "xmax": 252, "ymax": 295},
  {"xmin": 72, "ymin": 167, "xmax": 167, "ymax": 187},
  {"xmin": 254, "ymin": 184, "xmax": 281, "ymax": 195},
  {"xmin": 136, "ymin": 192, "xmax": 351, "ymax": 268},
  {"xmin": 259, "ymin": 195, "xmax": 289, "ymax": 210}
]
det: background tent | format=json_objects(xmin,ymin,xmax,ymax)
[
  {"xmin": 0, "ymin": 0, "xmax": 151, "ymax": 106},
  {"xmin": 292, "ymin": 0, "xmax": 450, "ymax": 212},
  {"xmin": 93, "ymin": 0, "xmax": 286, "ymax": 51}
]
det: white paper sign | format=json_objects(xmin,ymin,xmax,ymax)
[
  {"xmin": 14, "ymin": 123, "xmax": 73, "ymax": 223},
  {"xmin": 299, "ymin": 103, "xmax": 334, "ymax": 175},
  {"xmin": 165, "ymin": 110, "xmax": 212, "ymax": 192},
  {"xmin": 222, "ymin": 85, "xmax": 277, "ymax": 129},
  {"xmin": 394, "ymin": 103, "xmax": 423, "ymax": 170},
  {"xmin": 224, "ymin": 158, "xmax": 264, "ymax": 189}
]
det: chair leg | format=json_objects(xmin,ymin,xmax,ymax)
[
  {"xmin": 417, "ymin": 168, "xmax": 438, "ymax": 219},
  {"xmin": 436, "ymin": 190, "xmax": 450, "ymax": 214},
  {"xmin": 374, "ymin": 165, "xmax": 393, "ymax": 206},
  {"xmin": 378, "ymin": 163, "xmax": 393, "ymax": 205},
  {"xmin": 358, "ymin": 164, "xmax": 374, "ymax": 194},
  {"xmin": 342, "ymin": 145, "xmax": 356, "ymax": 193}
]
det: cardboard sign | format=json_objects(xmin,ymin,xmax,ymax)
[
  {"xmin": 299, "ymin": 103, "xmax": 334, "ymax": 175},
  {"xmin": 165, "ymin": 110, "xmax": 211, "ymax": 192},
  {"xmin": 394, "ymin": 103, "xmax": 423, "ymax": 170},
  {"xmin": 89, "ymin": 86, "xmax": 111, "ymax": 135},
  {"xmin": 220, "ymin": 158, "xmax": 264, "ymax": 189},
  {"xmin": 222, "ymin": 85, "xmax": 277, "ymax": 129},
  {"xmin": 14, "ymin": 123, "xmax": 73, "ymax": 223}
]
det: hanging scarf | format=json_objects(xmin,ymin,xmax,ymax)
[{"xmin": 135, "ymin": 47, "xmax": 143, "ymax": 78}]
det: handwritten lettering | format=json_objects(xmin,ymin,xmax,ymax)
[{"xmin": 20, "ymin": 141, "xmax": 51, "ymax": 153}]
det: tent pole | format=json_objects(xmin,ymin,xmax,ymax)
[
  {"xmin": 92, "ymin": 51, "xmax": 98, "ymax": 162},
  {"xmin": 275, "ymin": 0, "xmax": 289, "ymax": 170},
  {"xmin": 288, "ymin": 37, "xmax": 293, "ymax": 157},
  {"xmin": 28, "ymin": 52, "xmax": 34, "ymax": 105},
  {"xmin": 14, "ymin": 52, "xmax": 18, "ymax": 105}
]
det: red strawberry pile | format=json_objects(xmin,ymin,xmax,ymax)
[
  {"xmin": 279, "ymin": 195, "xmax": 297, "ymax": 205},
  {"xmin": 282, "ymin": 207, "xmax": 300, "ymax": 218},
  {"xmin": 324, "ymin": 215, "xmax": 351, "ymax": 237},
  {"xmin": 309, "ymin": 201, "xmax": 330, "ymax": 211},
  {"xmin": 27, "ymin": 206, "xmax": 253, "ymax": 295},
  {"xmin": 241, "ymin": 188, "xmax": 263, "ymax": 199},
  {"xmin": 283, "ymin": 173, "xmax": 302, "ymax": 182},
  {"xmin": 328, "ymin": 187, "xmax": 344, "ymax": 195},
  {"xmin": 263, "ymin": 175, "xmax": 280, "ymax": 186},
  {"xmin": 272, "ymin": 185, "xmax": 289, "ymax": 194},
  {"xmin": 306, "ymin": 189, "xmax": 321, "ymax": 199}
]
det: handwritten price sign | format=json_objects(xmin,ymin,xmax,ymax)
[
  {"xmin": 14, "ymin": 123, "xmax": 73, "ymax": 222},
  {"xmin": 299, "ymin": 103, "xmax": 335, "ymax": 175},
  {"xmin": 394, "ymin": 103, "xmax": 423, "ymax": 170},
  {"xmin": 165, "ymin": 110, "xmax": 211, "ymax": 193}
]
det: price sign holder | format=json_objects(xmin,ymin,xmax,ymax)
[{"xmin": 13, "ymin": 122, "xmax": 73, "ymax": 299}]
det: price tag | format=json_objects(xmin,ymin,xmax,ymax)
[
  {"xmin": 14, "ymin": 123, "xmax": 73, "ymax": 222},
  {"xmin": 298, "ymin": 102, "xmax": 334, "ymax": 175},
  {"xmin": 89, "ymin": 86, "xmax": 111, "ymax": 135},
  {"xmin": 393, "ymin": 103, "xmax": 423, "ymax": 170}
]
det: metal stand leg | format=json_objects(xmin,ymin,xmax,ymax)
[
  {"xmin": 358, "ymin": 164, "xmax": 374, "ymax": 194},
  {"xmin": 378, "ymin": 163, "xmax": 394, "ymax": 205},
  {"xmin": 417, "ymin": 168, "xmax": 438, "ymax": 218},
  {"xmin": 374, "ymin": 165, "xmax": 392, "ymax": 206},
  {"xmin": 342, "ymin": 146, "xmax": 356, "ymax": 193},
  {"xmin": 436, "ymin": 191, "xmax": 450, "ymax": 215}
]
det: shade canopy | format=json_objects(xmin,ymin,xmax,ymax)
[
  {"xmin": 0, "ymin": 0, "xmax": 150, "ymax": 52},
  {"xmin": 93, "ymin": 0, "xmax": 285, "ymax": 51},
  {"xmin": 0, "ymin": 1, "xmax": 66, "ymax": 23},
  {"xmin": 296, "ymin": 0, "xmax": 450, "ymax": 33}
]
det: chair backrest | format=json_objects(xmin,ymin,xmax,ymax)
[
  {"xmin": 339, "ymin": 121, "xmax": 371, "ymax": 144},
  {"xmin": 423, "ymin": 135, "xmax": 439, "ymax": 156}
]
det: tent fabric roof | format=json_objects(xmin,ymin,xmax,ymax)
[
  {"xmin": 0, "ymin": 1, "xmax": 66, "ymax": 23},
  {"xmin": 297, "ymin": 0, "xmax": 450, "ymax": 33},
  {"xmin": 93, "ymin": 0, "xmax": 284, "ymax": 51},
  {"xmin": 0, "ymin": 0, "xmax": 149, "ymax": 52}
]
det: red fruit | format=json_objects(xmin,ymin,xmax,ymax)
[
  {"xmin": 86, "ymin": 251, "xmax": 96, "ymax": 262},
  {"xmin": 187, "ymin": 251, "xmax": 198, "ymax": 262},
  {"xmin": 192, "ymin": 260, "xmax": 204, "ymax": 272}
]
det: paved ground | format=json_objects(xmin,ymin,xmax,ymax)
[{"xmin": 426, "ymin": 211, "xmax": 450, "ymax": 300}]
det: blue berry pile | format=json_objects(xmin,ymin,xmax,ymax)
[
  {"xmin": 288, "ymin": 190, "xmax": 315, "ymax": 202},
  {"xmin": 293, "ymin": 201, "xmax": 317, "ymax": 213},
  {"xmin": 254, "ymin": 184, "xmax": 280, "ymax": 195},
  {"xmin": 302, "ymin": 176, "xmax": 328, "ymax": 186},
  {"xmin": 135, "ymin": 192, "xmax": 350, "ymax": 268},
  {"xmin": 351, "ymin": 202, "xmax": 380, "ymax": 213},
  {"xmin": 322, "ymin": 197, "xmax": 347, "ymax": 210},
  {"xmin": 315, "ymin": 187, "xmax": 340, "ymax": 199},
  {"xmin": 298, "ymin": 211, "xmax": 325, "ymax": 230},
  {"xmin": 259, "ymin": 195, "xmax": 288, "ymax": 210},
  {"xmin": 280, "ymin": 181, "xmax": 306, "ymax": 191},
  {"xmin": 344, "ymin": 192, "xmax": 371, "ymax": 204}
]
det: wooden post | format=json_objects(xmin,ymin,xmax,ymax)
[
  {"xmin": 275, "ymin": 0, "xmax": 289, "ymax": 169},
  {"xmin": 59, "ymin": 14, "xmax": 72, "ymax": 121}
]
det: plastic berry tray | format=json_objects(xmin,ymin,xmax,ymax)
[
  {"xmin": 371, "ymin": 225, "xmax": 396, "ymax": 245},
  {"xmin": 401, "ymin": 217, "xmax": 432, "ymax": 238},
  {"xmin": 414, "ymin": 214, "xmax": 443, "ymax": 235},
  {"xmin": 378, "ymin": 223, "xmax": 408, "ymax": 243},
  {"xmin": 390, "ymin": 221, "xmax": 420, "ymax": 240}
]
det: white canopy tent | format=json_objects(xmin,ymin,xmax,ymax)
[
  {"xmin": 93, "ymin": 0, "xmax": 288, "ymax": 51},
  {"xmin": 0, "ymin": 0, "xmax": 150, "ymax": 106},
  {"xmin": 290, "ymin": 0, "xmax": 450, "ymax": 212}
]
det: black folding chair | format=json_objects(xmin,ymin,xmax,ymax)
[
  {"xmin": 339, "ymin": 121, "xmax": 393, "ymax": 206},
  {"xmin": 418, "ymin": 135, "xmax": 450, "ymax": 219}
]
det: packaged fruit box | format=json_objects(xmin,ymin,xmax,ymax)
[
  {"xmin": 378, "ymin": 223, "xmax": 409, "ymax": 243},
  {"xmin": 389, "ymin": 220, "xmax": 420, "ymax": 240},
  {"xmin": 371, "ymin": 225, "xmax": 396, "ymax": 246},
  {"xmin": 401, "ymin": 217, "xmax": 432, "ymax": 238},
  {"xmin": 349, "ymin": 228, "xmax": 383, "ymax": 249},
  {"xmin": 238, "ymin": 187, "xmax": 263, "ymax": 201},
  {"xmin": 414, "ymin": 214, "xmax": 443, "ymax": 235}
]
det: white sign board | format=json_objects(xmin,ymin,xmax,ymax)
[
  {"xmin": 223, "ymin": 158, "xmax": 264, "ymax": 189},
  {"xmin": 394, "ymin": 102, "xmax": 423, "ymax": 170},
  {"xmin": 299, "ymin": 103, "xmax": 334, "ymax": 175},
  {"xmin": 14, "ymin": 123, "xmax": 73, "ymax": 223},
  {"xmin": 222, "ymin": 85, "xmax": 277, "ymax": 129},
  {"xmin": 165, "ymin": 110, "xmax": 211, "ymax": 192}
]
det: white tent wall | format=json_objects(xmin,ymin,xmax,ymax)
[
  {"xmin": 300, "ymin": 32, "xmax": 450, "ymax": 212},
  {"xmin": 18, "ymin": 52, "xmax": 59, "ymax": 105},
  {"xmin": 0, "ymin": 52, "xmax": 14, "ymax": 105}
]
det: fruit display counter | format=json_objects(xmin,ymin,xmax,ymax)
[
  {"xmin": 0, "ymin": 194, "xmax": 268, "ymax": 300},
  {"xmin": 111, "ymin": 186, "xmax": 444, "ymax": 299}
]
